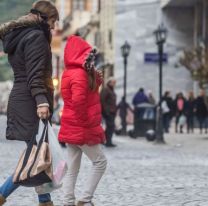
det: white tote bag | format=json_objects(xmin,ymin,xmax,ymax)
[
  {"xmin": 35, "ymin": 121, "xmax": 68, "ymax": 194},
  {"xmin": 161, "ymin": 100, "xmax": 170, "ymax": 114},
  {"xmin": 178, "ymin": 115, "xmax": 187, "ymax": 126}
]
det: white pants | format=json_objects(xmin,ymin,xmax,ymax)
[{"xmin": 63, "ymin": 144, "xmax": 107, "ymax": 205}]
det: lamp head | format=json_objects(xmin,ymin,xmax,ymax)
[{"xmin": 121, "ymin": 41, "xmax": 131, "ymax": 58}]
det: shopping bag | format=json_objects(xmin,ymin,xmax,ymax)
[
  {"xmin": 161, "ymin": 100, "xmax": 170, "ymax": 114},
  {"xmin": 126, "ymin": 109, "xmax": 134, "ymax": 125},
  {"xmin": 115, "ymin": 115, "xmax": 122, "ymax": 130},
  {"xmin": 13, "ymin": 121, "xmax": 52, "ymax": 187},
  {"xmin": 35, "ymin": 122, "xmax": 68, "ymax": 194},
  {"xmin": 179, "ymin": 115, "xmax": 187, "ymax": 126}
]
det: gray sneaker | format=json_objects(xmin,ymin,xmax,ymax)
[{"xmin": 77, "ymin": 201, "xmax": 94, "ymax": 206}]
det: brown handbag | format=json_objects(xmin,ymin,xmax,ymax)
[{"xmin": 13, "ymin": 121, "xmax": 53, "ymax": 187}]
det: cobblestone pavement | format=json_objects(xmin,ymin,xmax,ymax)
[{"xmin": 1, "ymin": 115, "xmax": 208, "ymax": 206}]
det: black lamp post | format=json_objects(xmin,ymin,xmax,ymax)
[
  {"xmin": 120, "ymin": 41, "xmax": 131, "ymax": 135},
  {"xmin": 153, "ymin": 24, "xmax": 167, "ymax": 143}
]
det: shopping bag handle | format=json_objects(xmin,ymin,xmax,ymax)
[
  {"xmin": 26, "ymin": 122, "xmax": 49, "ymax": 180},
  {"xmin": 15, "ymin": 121, "xmax": 48, "ymax": 183}
]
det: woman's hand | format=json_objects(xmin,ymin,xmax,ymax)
[
  {"xmin": 96, "ymin": 70, "xmax": 103, "ymax": 81},
  {"xmin": 37, "ymin": 106, "xmax": 50, "ymax": 119}
]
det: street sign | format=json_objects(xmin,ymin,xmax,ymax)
[{"xmin": 144, "ymin": 53, "xmax": 168, "ymax": 63}]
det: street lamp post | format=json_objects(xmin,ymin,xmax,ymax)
[
  {"xmin": 153, "ymin": 24, "xmax": 167, "ymax": 144},
  {"xmin": 121, "ymin": 41, "xmax": 131, "ymax": 135}
]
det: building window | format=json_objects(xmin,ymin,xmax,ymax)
[
  {"xmin": 73, "ymin": 0, "xmax": 84, "ymax": 11},
  {"xmin": 109, "ymin": 29, "xmax": 112, "ymax": 45},
  {"xmin": 95, "ymin": 31, "xmax": 101, "ymax": 48},
  {"xmin": 84, "ymin": 0, "xmax": 92, "ymax": 11},
  {"xmin": 98, "ymin": 0, "xmax": 101, "ymax": 13},
  {"xmin": 70, "ymin": 0, "xmax": 73, "ymax": 14},
  {"xmin": 109, "ymin": 66, "xmax": 114, "ymax": 76}
]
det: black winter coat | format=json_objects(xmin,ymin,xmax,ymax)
[
  {"xmin": 185, "ymin": 98, "xmax": 196, "ymax": 116},
  {"xmin": 0, "ymin": 19, "xmax": 54, "ymax": 142},
  {"xmin": 195, "ymin": 96, "xmax": 207, "ymax": 118}
]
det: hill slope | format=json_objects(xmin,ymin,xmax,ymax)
[
  {"xmin": 0, "ymin": 0, "xmax": 34, "ymax": 81},
  {"xmin": 0, "ymin": 0, "xmax": 34, "ymax": 24}
]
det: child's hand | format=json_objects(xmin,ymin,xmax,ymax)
[{"xmin": 96, "ymin": 70, "xmax": 103, "ymax": 81}]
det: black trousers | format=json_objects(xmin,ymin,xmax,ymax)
[
  {"xmin": 187, "ymin": 115, "xmax": 194, "ymax": 133},
  {"xmin": 103, "ymin": 113, "xmax": 115, "ymax": 145},
  {"xmin": 163, "ymin": 113, "xmax": 171, "ymax": 133},
  {"xmin": 197, "ymin": 116, "xmax": 207, "ymax": 133}
]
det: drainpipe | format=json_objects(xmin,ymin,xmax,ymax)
[
  {"xmin": 59, "ymin": 0, "xmax": 65, "ymax": 29},
  {"xmin": 202, "ymin": 0, "xmax": 207, "ymax": 42},
  {"xmin": 194, "ymin": 3, "xmax": 199, "ymax": 47},
  {"xmin": 202, "ymin": 0, "xmax": 208, "ymax": 95},
  {"xmin": 193, "ymin": 3, "xmax": 199, "ymax": 95}
]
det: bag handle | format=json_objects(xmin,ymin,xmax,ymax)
[
  {"xmin": 26, "ymin": 121, "xmax": 49, "ymax": 180},
  {"xmin": 15, "ymin": 121, "xmax": 48, "ymax": 182}
]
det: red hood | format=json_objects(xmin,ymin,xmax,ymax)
[{"xmin": 64, "ymin": 35, "xmax": 92, "ymax": 69}]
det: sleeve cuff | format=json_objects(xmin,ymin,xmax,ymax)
[
  {"xmin": 37, "ymin": 103, "xmax": 49, "ymax": 108},
  {"xmin": 35, "ymin": 94, "xmax": 49, "ymax": 106}
]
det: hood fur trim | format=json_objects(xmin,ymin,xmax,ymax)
[{"xmin": 0, "ymin": 14, "xmax": 41, "ymax": 39}]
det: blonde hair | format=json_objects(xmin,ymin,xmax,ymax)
[{"xmin": 32, "ymin": 0, "xmax": 59, "ymax": 21}]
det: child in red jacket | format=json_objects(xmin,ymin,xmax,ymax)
[{"xmin": 58, "ymin": 36, "xmax": 107, "ymax": 206}]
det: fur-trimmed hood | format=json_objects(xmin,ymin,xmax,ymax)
[
  {"xmin": 0, "ymin": 14, "xmax": 40, "ymax": 40},
  {"xmin": 0, "ymin": 14, "xmax": 51, "ymax": 54}
]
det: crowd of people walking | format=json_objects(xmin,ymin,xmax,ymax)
[
  {"xmin": 161, "ymin": 89, "xmax": 208, "ymax": 134},
  {"xmin": 104, "ymin": 86, "xmax": 208, "ymax": 137},
  {"xmin": 131, "ymin": 87, "xmax": 208, "ymax": 134}
]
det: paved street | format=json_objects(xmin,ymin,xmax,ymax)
[{"xmin": 1, "ymin": 115, "xmax": 208, "ymax": 206}]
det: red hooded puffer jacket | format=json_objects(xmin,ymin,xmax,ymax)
[{"xmin": 58, "ymin": 35, "xmax": 105, "ymax": 145}]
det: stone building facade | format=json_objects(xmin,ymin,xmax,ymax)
[
  {"xmin": 115, "ymin": 0, "xmax": 197, "ymax": 103},
  {"xmin": 162, "ymin": 0, "xmax": 208, "ymax": 92},
  {"xmin": 52, "ymin": 0, "xmax": 116, "ymax": 84}
]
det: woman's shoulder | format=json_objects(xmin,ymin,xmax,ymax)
[
  {"xmin": 0, "ymin": 14, "xmax": 38, "ymax": 39},
  {"xmin": 23, "ymin": 28, "xmax": 46, "ymax": 42}
]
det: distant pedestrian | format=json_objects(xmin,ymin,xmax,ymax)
[
  {"xmin": 0, "ymin": 1, "xmax": 59, "ymax": 206},
  {"xmin": 58, "ymin": 36, "xmax": 107, "ymax": 206},
  {"xmin": 101, "ymin": 77, "xmax": 117, "ymax": 147},
  {"xmin": 116, "ymin": 96, "xmax": 133, "ymax": 134},
  {"xmin": 195, "ymin": 89, "xmax": 208, "ymax": 134},
  {"xmin": 132, "ymin": 88, "xmax": 149, "ymax": 107},
  {"xmin": 147, "ymin": 90, "xmax": 156, "ymax": 105},
  {"xmin": 174, "ymin": 92, "xmax": 186, "ymax": 133},
  {"xmin": 161, "ymin": 91, "xmax": 174, "ymax": 133},
  {"xmin": 185, "ymin": 91, "xmax": 195, "ymax": 133}
]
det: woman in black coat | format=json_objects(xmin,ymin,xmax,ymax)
[
  {"xmin": 195, "ymin": 90, "xmax": 208, "ymax": 134},
  {"xmin": 161, "ymin": 91, "xmax": 174, "ymax": 133},
  {"xmin": 0, "ymin": 1, "xmax": 59, "ymax": 206},
  {"xmin": 185, "ymin": 91, "xmax": 196, "ymax": 133}
]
